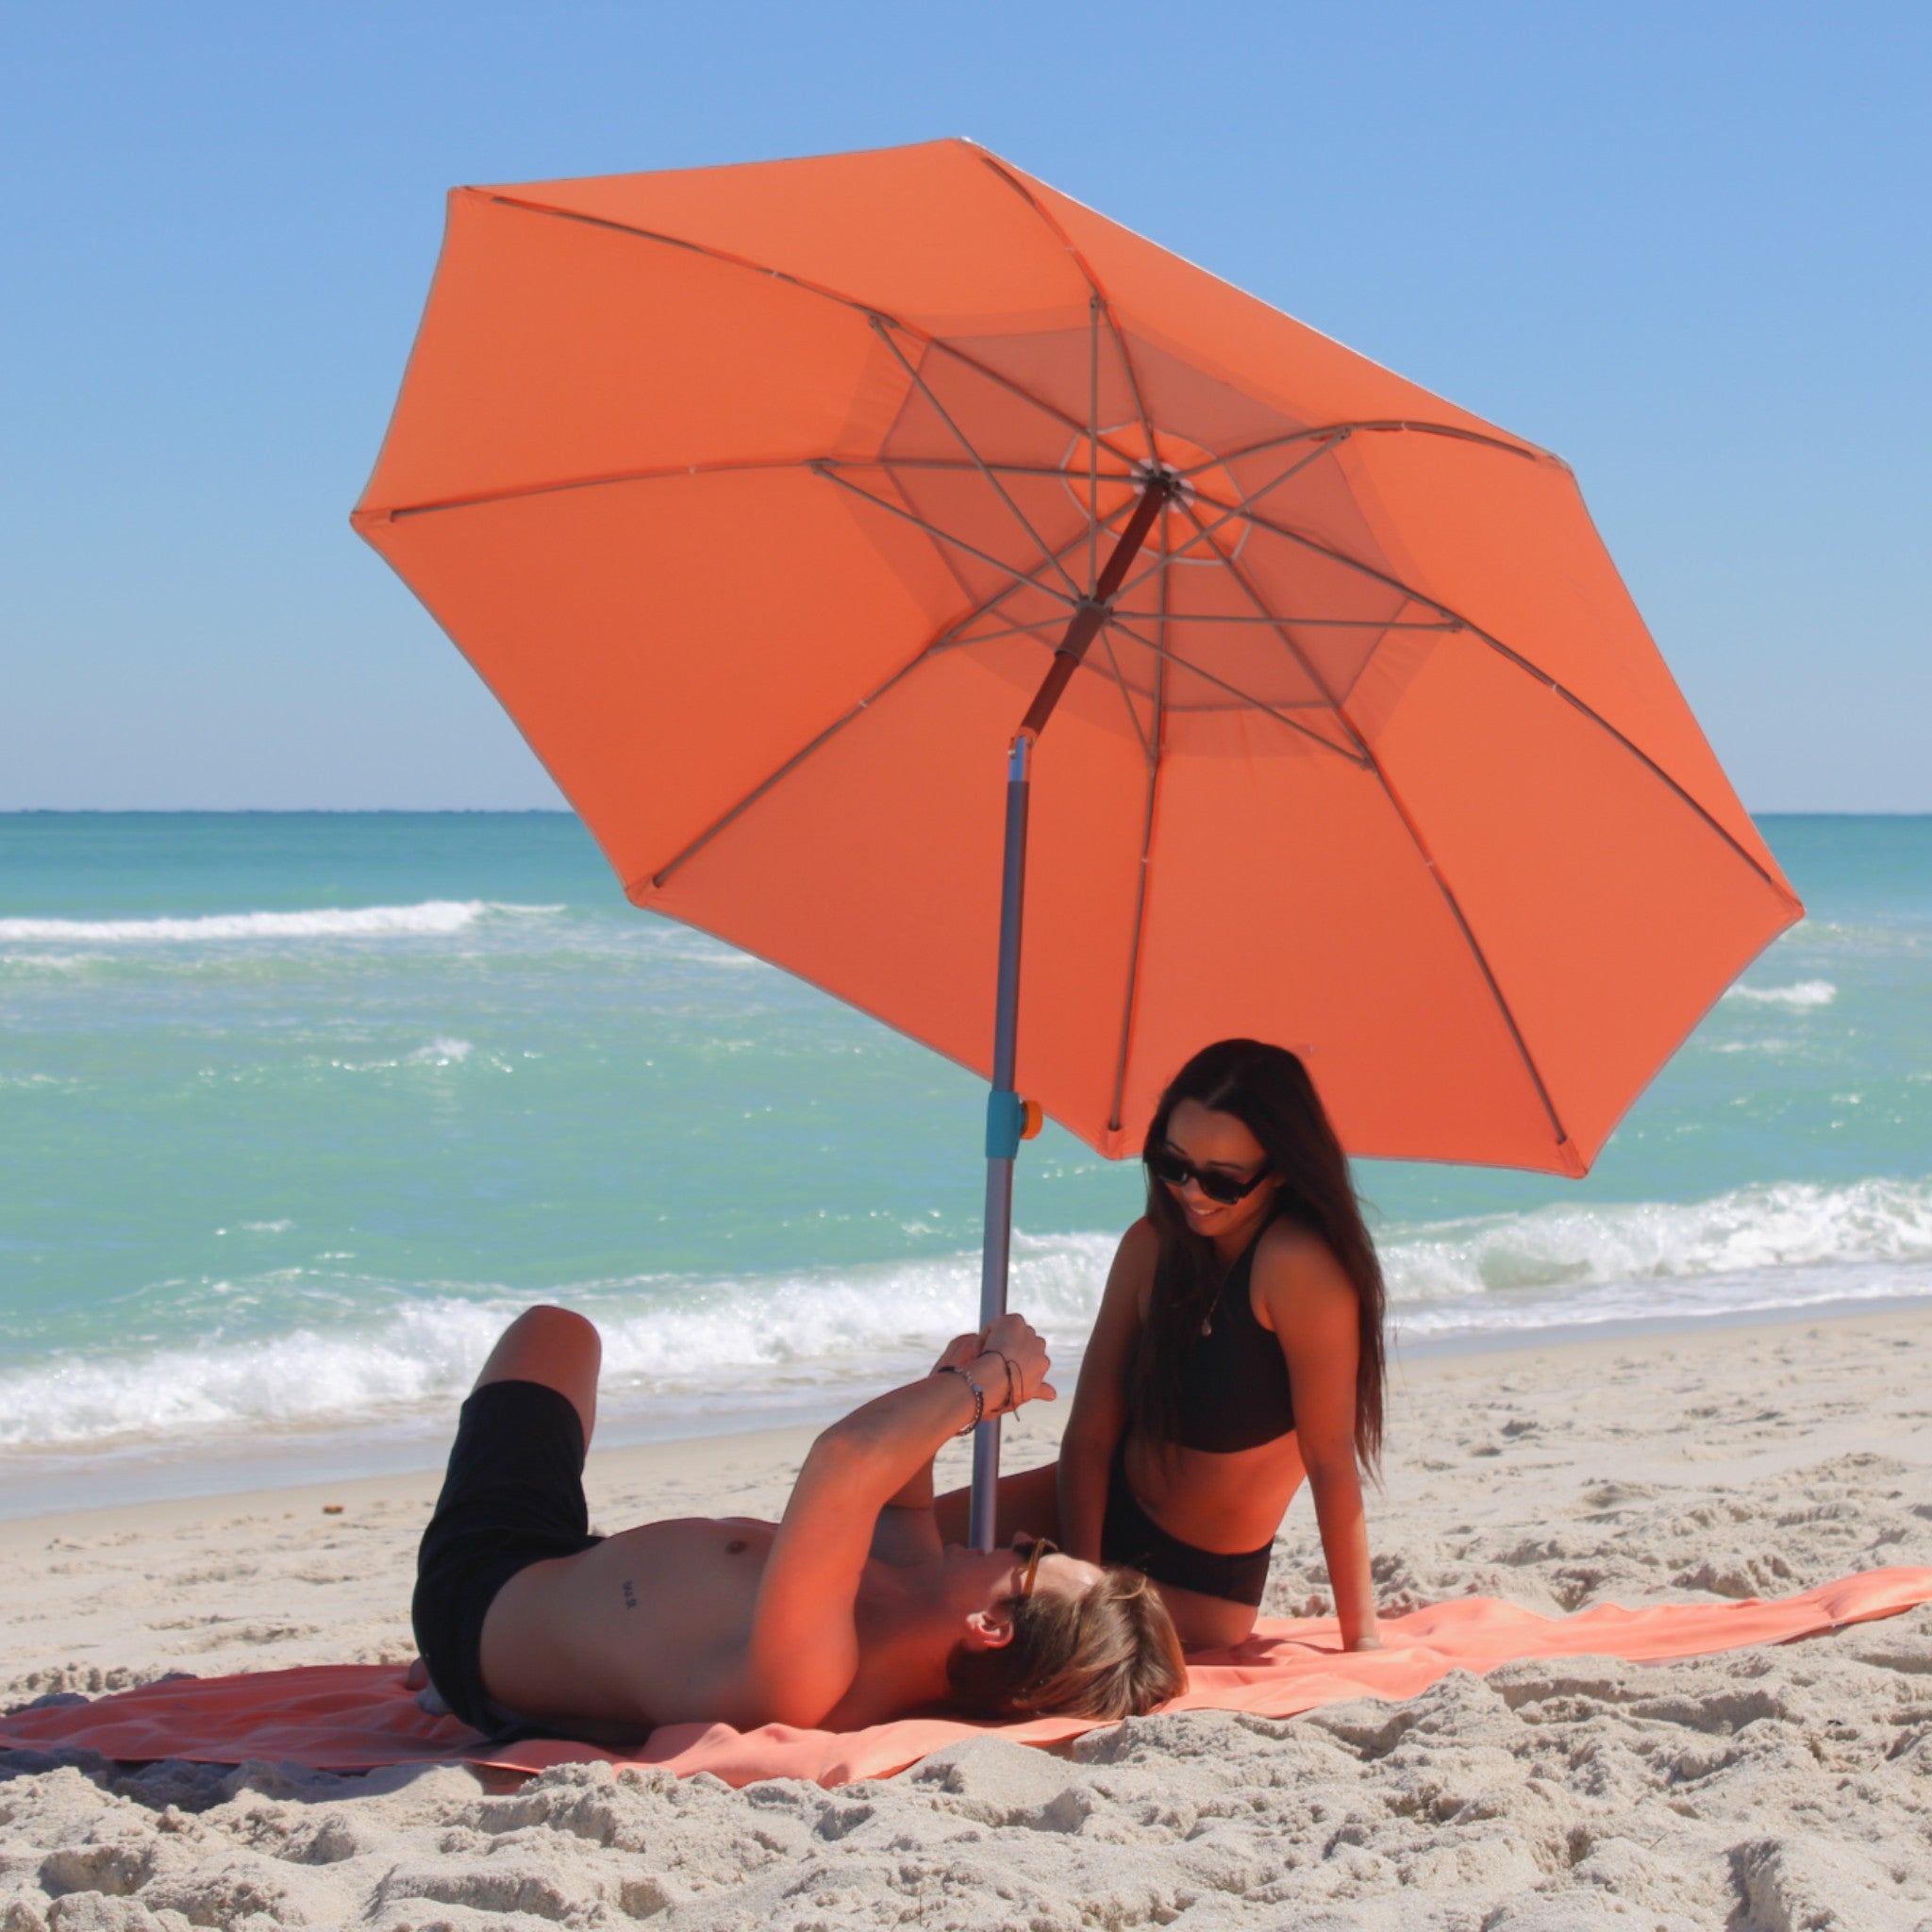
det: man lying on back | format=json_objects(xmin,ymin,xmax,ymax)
[{"xmin": 410, "ymin": 1306, "xmax": 1186, "ymax": 1740}]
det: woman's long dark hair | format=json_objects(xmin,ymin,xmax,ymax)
[{"xmin": 1133, "ymin": 1039, "xmax": 1387, "ymax": 1472}]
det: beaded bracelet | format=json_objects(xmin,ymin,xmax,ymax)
[
  {"xmin": 935, "ymin": 1363, "xmax": 984, "ymax": 1434},
  {"xmin": 987, "ymin": 1349, "xmax": 1021, "ymax": 1414}
]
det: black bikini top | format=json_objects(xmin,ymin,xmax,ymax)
[{"xmin": 1173, "ymin": 1224, "xmax": 1296, "ymax": 1453}]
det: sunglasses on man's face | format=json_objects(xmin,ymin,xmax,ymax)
[
  {"xmin": 1146, "ymin": 1146, "xmax": 1273, "ymax": 1207},
  {"xmin": 1016, "ymin": 1536, "xmax": 1058, "ymax": 1600}
]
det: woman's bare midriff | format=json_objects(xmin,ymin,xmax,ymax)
[
  {"xmin": 1128, "ymin": 1437, "xmax": 1306, "ymax": 1553},
  {"xmin": 1120, "ymin": 1429, "xmax": 1306, "ymax": 1648},
  {"xmin": 1122, "ymin": 1429, "xmax": 1306, "ymax": 1555}
]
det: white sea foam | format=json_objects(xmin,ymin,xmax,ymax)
[
  {"xmin": 1723, "ymin": 978, "xmax": 1838, "ymax": 1008},
  {"xmin": 0, "ymin": 901, "xmax": 559, "ymax": 944},
  {"xmin": 1380, "ymin": 1175, "xmax": 1932, "ymax": 1307},
  {"xmin": 1383, "ymin": 1174, "xmax": 1932, "ymax": 1344},
  {"xmin": 321, "ymin": 1037, "xmax": 478, "ymax": 1075},
  {"xmin": 7, "ymin": 1182, "xmax": 1930, "ymax": 1456},
  {"xmin": 409, "ymin": 1037, "xmax": 474, "ymax": 1066},
  {"xmin": 0, "ymin": 952, "xmax": 100, "ymax": 974},
  {"xmin": 0, "ymin": 1234, "xmax": 1117, "ymax": 1451}
]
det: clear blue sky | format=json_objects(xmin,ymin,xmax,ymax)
[{"xmin": 3, "ymin": 3, "xmax": 1925, "ymax": 810}]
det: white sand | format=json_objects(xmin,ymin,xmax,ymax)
[{"xmin": 5, "ymin": 1310, "xmax": 1932, "ymax": 1929}]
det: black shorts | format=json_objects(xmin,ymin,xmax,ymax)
[
  {"xmin": 1100, "ymin": 1441, "xmax": 1273, "ymax": 1609},
  {"xmin": 412, "ymin": 1379, "xmax": 605, "ymax": 1733}
]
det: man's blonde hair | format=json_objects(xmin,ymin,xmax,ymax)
[{"xmin": 946, "ymin": 1566, "xmax": 1187, "ymax": 1721}]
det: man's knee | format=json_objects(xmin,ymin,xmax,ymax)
[
  {"xmin": 475, "ymin": 1306, "xmax": 602, "ymax": 1439},
  {"xmin": 502, "ymin": 1304, "xmax": 600, "ymax": 1355}
]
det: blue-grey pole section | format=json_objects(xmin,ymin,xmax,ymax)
[
  {"xmin": 969, "ymin": 730, "xmax": 1033, "ymax": 1553},
  {"xmin": 965, "ymin": 473, "xmax": 1172, "ymax": 1553}
]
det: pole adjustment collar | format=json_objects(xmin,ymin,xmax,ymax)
[{"xmin": 985, "ymin": 1090, "xmax": 1043, "ymax": 1158}]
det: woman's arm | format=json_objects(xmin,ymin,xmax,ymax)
[
  {"xmin": 1254, "ymin": 1229, "xmax": 1382, "ymax": 1651},
  {"xmin": 1057, "ymin": 1220, "xmax": 1156, "ymax": 1563}
]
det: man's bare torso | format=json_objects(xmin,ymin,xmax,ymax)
[{"xmin": 479, "ymin": 1516, "xmax": 780, "ymax": 1738}]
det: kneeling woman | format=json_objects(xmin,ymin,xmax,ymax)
[{"xmin": 944, "ymin": 1038, "xmax": 1388, "ymax": 1652}]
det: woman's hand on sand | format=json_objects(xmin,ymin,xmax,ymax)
[{"xmin": 978, "ymin": 1313, "xmax": 1055, "ymax": 1411}]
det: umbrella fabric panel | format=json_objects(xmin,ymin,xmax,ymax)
[
  {"xmin": 1336, "ymin": 427, "xmax": 1789, "ymax": 885},
  {"xmin": 641, "ymin": 639, "xmax": 1156, "ymax": 1131},
  {"xmin": 1372, "ymin": 636, "xmax": 1799, "ymax": 1168},
  {"xmin": 498, "ymin": 141, "xmax": 1094, "ymax": 341},
  {"xmin": 1121, "ymin": 708, "xmax": 1567, "ymax": 1170},
  {"xmin": 364, "ymin": 469, "xmax": 965, "ymax": 886},
  {"xmin": 358, "ymin": 192, "xmax": 897, "ymax": 519},
  {"xmin": 1009, "ymin": 162, "xmax": 1528, "ymax": 448},
  {"xmin": 353, "ymin": 139, "xmax": 1804, "ymax": 1180}
]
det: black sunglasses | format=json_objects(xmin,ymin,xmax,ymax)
[{"xmin": 1146, "ymin": 1147, "xmax": 1273, "ymax": 1206}]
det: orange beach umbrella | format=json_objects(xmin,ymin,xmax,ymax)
[{"xmin": 353, "ymin": 140, "xmax": 1801, "ymax": 1539}]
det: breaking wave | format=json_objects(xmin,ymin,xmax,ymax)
[
  {"xmin": 1381, "ymin": 1175, "xmax": 1932, "ymax": 1335},
  {"xmin": 0, "ymin": 1234, "xmax": 1116, "ymax": 1452},
  {"xmin": 1723, "ymin": 979, "xmax": 1837, "ymax": 1008},
  {"xmin": 0, "ymin": 901, "xmax": 559, "ymax": 944},
  {"xmin": 6, "ymin": 1178, "xmax": 1932, "ymax": 1457}
]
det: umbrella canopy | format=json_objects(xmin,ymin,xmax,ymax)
[{"xmin": 353, "ymin": 137, "xmax": 1800, "ymax": 1178}]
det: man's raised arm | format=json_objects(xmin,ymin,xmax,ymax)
[{"xmin": 740, "ymin": 1315, "xmax": 1054, "ymax": 1728}]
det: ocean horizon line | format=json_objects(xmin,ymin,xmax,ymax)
[{"xmin": 6, "ymin": 807, "xmax": 1932, "ymax": 822}]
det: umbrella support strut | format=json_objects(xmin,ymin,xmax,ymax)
[{"xmin": 969, "ymin": 476, "xmax": 1170, "ymax": 1551}]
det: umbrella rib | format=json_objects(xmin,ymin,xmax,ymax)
[
  {"xmin": 477, "ymin": 190, "xmax": 1146, "ymax": 474},
  {"xmin": 1191, "ymin": 492, "xmax": 1797, "ymax": 907},
  {"xmin": 920, "ymin": 338, "xmax": 1143, "ymax": 472},
  {"xmin": 1109, "ymin": 433, "xmax": 1354, "ymax": 608},
  {"xmin": 1188, "ymin": 484, "xmax": 1466, "ymax": 625},
  {"xmin": 941, "ymin": 617, "xmax": 1067, "ymax": 648},
  {"xmin": 1110, "ymin": 612, "xmax": 1457, "ymax": 630},
  {"xmin": 640, "ymin": 640, "xmax": 948, "ymax": 892},
  {"xmin": 1094, "ymin": 624, "xmax": 1154, "ymax": 763},
  {"xmin": 641, "ymin": 524, "xmax": 1106, "ymax": 891},
  {"xmin": 481, "ymin": 192, "xmax": 901, "ymax": 325},
  {"xmin": 1479, "ymin": 630, "xmax": 1800, "ymax": 908},
  {"xmin": 1107, "ymin": 521, "xmax": 1170, "ymax": 1136},
  {"xmin": 1174, "ymin": 494, "xmax": 1578, "ymax": 1158},
  {"xmin": 1171, "ymin": 496, "xmax": 1378, "ymax": 759},
  {"xmin": 808, "ymin": 464, "xmax": 1081, "ymax": 609},
  {"xmin": 873, "ymin": 458, "xmax": 1084, "ymax": 478},
  {"xmin": 972, "ymin": 155, "xmax": 1159, "ymax": 452},
  {"xmin": 868, "ymin": 318, "xmax": 1083, "ymax": 602},
  {"xmin": 1089, "ymin": 296, "xmax": 1100, "ymax": 596},
  {"xmin": 1203, "ymin": 419, "xmax": 1560, "ymax": 476},
  {"xmin": 1101, "ymin": 615, "xmax": 1366, "ymax": 767},
  {"xmin": 924, "ymin": 491, "xmax": 1133, "ymax": 654},
  {"xmin": 370, "ymin": 457, "xmax": 815, "ymax": 523}
]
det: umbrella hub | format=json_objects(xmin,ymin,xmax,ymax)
[
  {"xmin": 1059, "ymin": 428, "xmax": 1246, "ymax": 567},
  {"xmin": 1126, "ymin": 456, "xmax": 1194, "ymax": 509}
]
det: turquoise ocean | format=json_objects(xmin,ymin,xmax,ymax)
[{"xmin": 3, "ymin": 812, "xmax": 1928, "ymax": 1514}]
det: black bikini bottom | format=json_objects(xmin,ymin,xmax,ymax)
[
  {"xmin": 1100, "ymin": 1441, "xmax": 1273, "ymax": 1609},
  {"xmin": 412, "ymin": 1379, "xmax": 606, "ymax": 1734}
]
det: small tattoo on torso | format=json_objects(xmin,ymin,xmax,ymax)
[{"xmin": 621, "ymin": 1578, "xmax": 638, "ymax": 1610}]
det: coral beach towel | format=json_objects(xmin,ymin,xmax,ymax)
[{"xmin": 6, "ymin": 1569, "xmax": 1927, "ymax": 1790}]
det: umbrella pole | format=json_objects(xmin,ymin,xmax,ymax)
[
  {"xmin": 969, "ymin": 732, "xmax": 1031, "ymax": 1550},
  {"xmin": 968, "ymin": 475, "xmax": 1171, "ymax": 1552}
]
